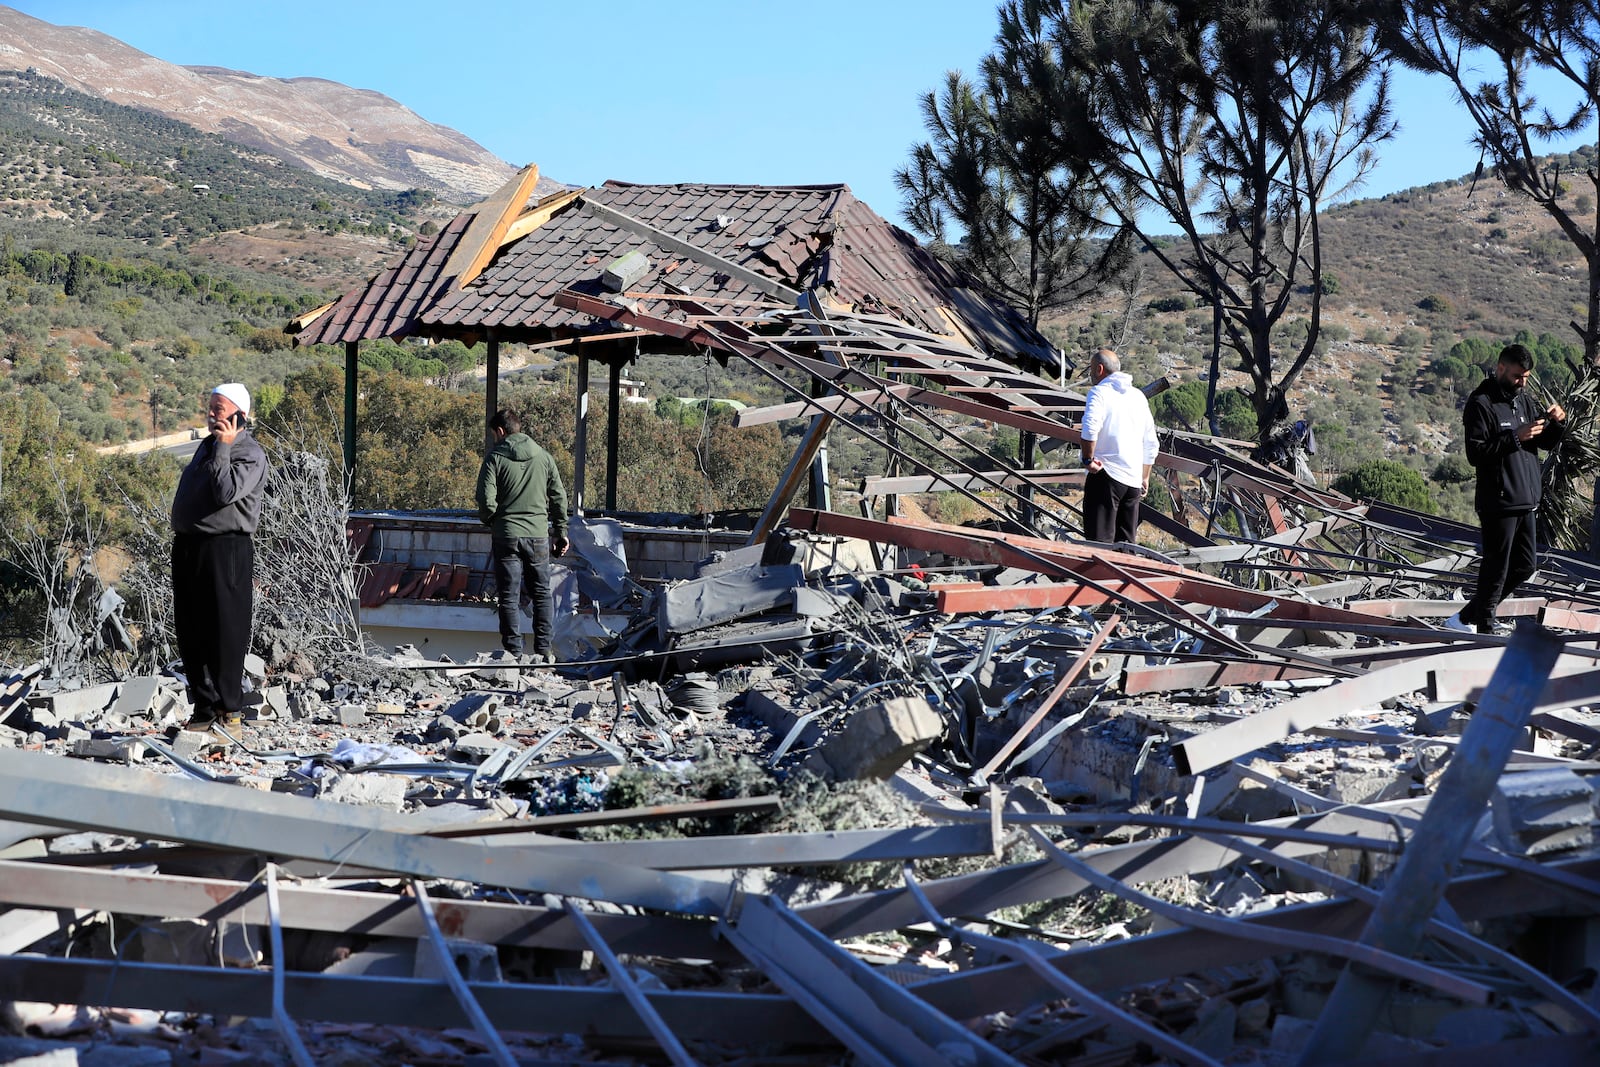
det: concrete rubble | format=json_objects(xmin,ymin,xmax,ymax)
[{"xmin": 4, "ymin": 317, "xmax": 1600, "ymax": 1063}]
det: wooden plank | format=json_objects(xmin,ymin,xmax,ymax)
[
  {"xmin": 501, "ymin": 188, "xmax": 583, "ymax": 244},
  {"xmin": 440, "ymin": 163, "xmax": 542, "ymax": 290}
]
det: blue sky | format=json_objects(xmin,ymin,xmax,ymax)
[{"xmin": 7, "ymin": 0, "xmax": 1588, "ymax": 222}]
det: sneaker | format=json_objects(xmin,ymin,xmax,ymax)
[
  {"xmin": 1478, "ymin": 619, "xmax": 1513, "ymax": 636},
  {"xmin": 1442, "ymin": 611, "xmax": 1473, "ymax": 633}
]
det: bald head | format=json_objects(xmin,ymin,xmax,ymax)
[{"xmin": 1091, "ymin": 348, "xmax": 1121, "ymax": 379}]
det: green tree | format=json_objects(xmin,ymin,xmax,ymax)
[
  {"xmin": 990, "ymin": 0, "xmax": 1394, "ymax": 441},
  {"xmin": 1333, "ymin": 458, "xmax": 1435, "ymax": 512},
  {"xmin": 895, "ymin": 69, "xmax": 1132, "ymax": 327}
]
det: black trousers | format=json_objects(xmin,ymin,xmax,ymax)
[
  {"xmin": 491, "ymin": 535, "xmax": 552, "ymax": 654},
  {"xmin": 1464, "ymin": 509, "xmax": 1538, "ymax": 626},
  {"xmin": 171, "ymin": 532, "xmax": 254, "ymax": 718},
  {"xmin": 1084, "ymin": 469, "xmax": 1143, "ymax": 544}
]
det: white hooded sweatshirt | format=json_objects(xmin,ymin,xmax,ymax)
[{"xmin": 1081, "ymin": 371, "xmax": 1159, "ymax": 489}]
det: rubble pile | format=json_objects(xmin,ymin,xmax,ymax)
[
  {"xmin": 1, "ymin": 488, "xmax": 1599, "ymax": 1065},
  {"xmin": 3, "ymin": 310, "xmax": 1600, "ymax": 1063}
]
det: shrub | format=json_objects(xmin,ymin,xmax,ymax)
[
  {"xmin": 1148, "ymin": 296, "xmax": 1190, "ymax": 313},
  {"xmin": 1431, "ymin": 453, "xmax": 1474, "ymax": 485},
  {"xmin": 1333, "ymin": 460, "xmax": 1435, "ymax": 512},
  {"xmin": 1417, "ymin": 294, "xmax": 1452, "ymax": 314}
]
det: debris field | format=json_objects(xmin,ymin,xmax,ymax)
[{"xmin": 3, "ymin": 234, "xmax": 1600, "ymax": 1062}]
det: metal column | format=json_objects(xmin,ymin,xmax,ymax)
[
  {"xmin": 483, "ymin": 331, "xmax": 499, "ymax": 452},
  {"xmin": 343, "ymin": 340, "xmax": 358, "ymax": 476},
  {"xmin": 606, "ymin": 356, "xmax": 621, "ymax": 511},
  {"xmin": 573, "ymin": 351, "xmax": 590, "ymax": 515}
]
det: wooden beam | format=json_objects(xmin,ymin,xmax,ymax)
[
  {"xmin": 440, "ymin": 163, "xmax": 542, "ymax": 291},
  {"xmin": 287, "ymin": 300, "xmax": 335, "ymax": 334},
  {"xmin": 501, "ymin": 188, "xmax": 584, "ymax": 244}
]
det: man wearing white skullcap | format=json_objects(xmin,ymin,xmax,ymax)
[{"xmin": 169, "ymin": 382, "xmax": 269, "ymax": 733}]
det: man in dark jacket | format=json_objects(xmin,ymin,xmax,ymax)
[
  {"xmin": 476, "ymin": 409, "xmax": 568, "ymax": 659},
  {"xmin": 170, "ymin": 382, "xmax": 269, "ymax": 731},
  {"xmin": 1447, "ymin": 344, "xmax": 1566, "ymax": 634}
]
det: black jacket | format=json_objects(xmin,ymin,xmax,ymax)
[{"xmin": 1463, "ymin": 376, "xmax": 1564, "ymax": 514}]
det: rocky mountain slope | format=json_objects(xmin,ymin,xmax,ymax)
[{"xmin": 0, "ymin": 4, "xmax": 516, "ymax": 203}]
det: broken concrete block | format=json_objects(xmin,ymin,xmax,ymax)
[
  {"xmin": 600, "ymin": 249, "xmax": 650, "ymax": 292},
  {"xmin": 415, "ymin": 936, "xmax": 502, "ymax": 984},
  {"xmin": 261, "ymin": 686, "xmax": 289, "ymax": 718},
  {"xmin": 451, "ymin": 732, "xmax": 506, "ymax": 762},
  {"xmin": 109, "ymin": 676, "xmax": 162, "ymax": 719},
  {"xmin": 446, "ymin": 693, "xmax": 500, "ymax": 727},
  {"xmin": 337, "ymin": 703, "xmax": 368, "ymax": 727},
  {"xmin": 243, "ymin": 653, "xmax": 267, "ymax": 680},
  {"xmin": 323, "ymin": 773, "xmax": 408, "ymax": 811},
  {"xmin": 1493, "ymin": 768, "xmax": 1596, "ymax": 856},
  {"xmin": 745, "ymin": 690, "xmax": 822, "ymax": 751},
  {"xmin": 70, "ymin": 737, "xmax": 145, "ymax": 764},
  {"xmin": 813, "ymin": 697, "xmax": 944, "ymax": 781},
  {"xmin": 425, "ymin": 715, "xmax": 462, "ymax": 742},
  {"xmin": 167, "ymin": 729, "xmax": 217, "ymax": 761},
  {"xmin": 35, "ymin": 681, "xmax": 119, "ymax": 722}
]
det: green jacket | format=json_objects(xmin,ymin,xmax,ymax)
[{"xmin": 475, "ymin": 432, "xmax": 568, "ymax": 539}]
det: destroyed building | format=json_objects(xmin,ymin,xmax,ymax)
[{"xmin": 0, "ymin": 166, "xmax": 1597, "ymax": 1066}]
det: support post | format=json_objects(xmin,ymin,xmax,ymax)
[
  {"xmin": 343, "ymin": 341, "xmax": 358, "ymax": 477},
  {"xmin": 1298, "ymin": 623, "xmax": 1564, "ymax": 1065},
  {"xmin": 1019, "ymin": 429, "xmax": 1037, "ymax": 528},
  {"xmin": 806, "ymin": 372, "xmax": 832, "ymax": 511},
  {"xmin": 483, "ymin": 332, "xmax": 499, "ymax": 453},
  {"xmin": 606, "ymin": 357, "xmax": 621, "ymax": 511},
  {"xmin": 573, "ymin": 351, "xmax": 590, "ymax": 516}
]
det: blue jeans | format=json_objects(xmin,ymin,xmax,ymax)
[{"xmin": 491, "ymin": 536, "xmax": 552, "ymax": 654}]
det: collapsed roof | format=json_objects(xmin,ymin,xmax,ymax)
[{"xmin": 288, "ymin": 166, "xmax": 1061, "ymax": 376}]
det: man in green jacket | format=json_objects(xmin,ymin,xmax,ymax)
[{"xmin": 476, "ymin": 409, "xmax": 568, "ymax": 659}]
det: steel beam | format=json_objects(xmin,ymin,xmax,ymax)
[
  {"xmin": 1122, "ymin": 660, "xmax": 1340, "ymax": 694},
  {"xmin": 461, "ymin": 823, "xmax": 998, "ymax": 868},
  {"xmin": 0, "ymin": 859, "xmax": 730, "ymax": 960},
  {"xmin": 1302, "ymin": 625, "xmax": 1565, "ymax": 1064},
  {"xmin": 721, "ymin": 894, "xmax": 1020, "ymax": 1067},
  {"xmin": 0, "ymin": 747, "xmax": 731, "ymax": 916},
  {"xmin": 1173, "ymin": 648, "xmax": 1494, "ymax": 775},
  {"xmin": 0, "ymin": 957, "xmax": 815, "ymax": 1043}
]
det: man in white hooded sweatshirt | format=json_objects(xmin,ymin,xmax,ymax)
[{"xmin": 1079, "ymin": 348, "xmax": 1159, "ymax": 544}]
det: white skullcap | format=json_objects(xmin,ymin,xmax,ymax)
[{"xmin": 212, "ymin": 382, "xmax": 251, "ymax": 417}]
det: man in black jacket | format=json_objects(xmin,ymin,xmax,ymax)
[{"xmin": 1447, "ymin": 344, "xmax": 1565, "ymax": 634}]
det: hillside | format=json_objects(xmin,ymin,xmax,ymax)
[
  {"xmin": 0, "ymin": 68, "xmax": 464, "ymax": 291},
  {"xmin": 0, "ymin": 4, "xmax": 516, "ymax": 203}
]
